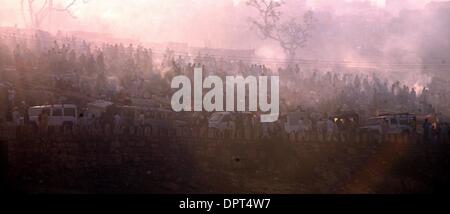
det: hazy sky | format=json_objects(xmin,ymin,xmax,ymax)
[
  {"xmin": 0, "ymin": 0, "xmax": 441, "ymax": 46},
  {"xmin": 1, "ymin": 0, "xmax": 446, "ymax": 88}
]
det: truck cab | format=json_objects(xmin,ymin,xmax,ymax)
[
  {"xmin": 360, "ymin": 113, "xmax": 415, "ymax": 135},
  {"xmin": 28, "ymin": 104, "xmax": 78, "ymax": 127}
]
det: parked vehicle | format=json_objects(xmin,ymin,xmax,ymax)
[
  {"xmin": 86, "ymin": 100, "xmax": 114, "ymax": 119},
  {"xmin": 0, "ymin": 84, "xmax": 8, "ymax": 123},
  {"xmin": 208, "ymin": 112, "xmax": 234, "ymax": 131},
  {"xmin": 28, "ymin": 104, "xmax": 78, "ymax": 127},
  {"xmin": 360, "ymin": 113, "xmax": 416, "ymax": 135},
  {"xmin": 118, "ymin": 106, "xmax": 171, "ymax": 130},
  {"xmin": 332, "ymin": 110, "xmax": 360, "ymax": 131},
  {"xmin": 208, "ymin": 112, "xmax": 256, "ymax": 136},
  {"xmin": 415, "ymin": 114, "xmax": 438, "ymax": 135}
]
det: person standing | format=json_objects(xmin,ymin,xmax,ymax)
[
  {"xmin": 432, "ymin": 122, "xmax": 440, "ymax": 144},
  {"xmin": 381, "ymin": 119, "xmax": 389, "ymax": 140},
  {"xmin": 254, "ymin": 114, "xmax": 261, "ymax": 141},
  {"xmin": 138, "ymin": 113, "xmax": 145, "ymax": 127},
  {"xmin": 297, "ymin": 118, "xmax": 305, "ymax": 142},
  {"xmin": 235, "ymin": 114, "xmax": 244, "ymax": 139},
  {"xmin": 318, "ymin": 117, "xmax": 327, "ymax": 142},
  {"xmin": 12, "ymin": 107, "xmax": 21, "ymax": 126},
  {"xmin": 20, "ymin": 101, "xmax": 29, "ymax": 125},
  {"xmin": 326, "ymin": 118, "xmax": 335, "ymax": 142},
  {"xmin": 38, "ymin": 109, "xmax": 49, "ymax": 135},
  {"xmin": 114, "ymin": 113, "xmax": 122, "ymax": 135},
  {"xmin": 260, "ymin": 122, "xmax": 270, "ymax": 141},
  {"xmin": 304, "ymin": 117, "xmax": 312, "ymax": 142},
  {"xmin": 443, "ymin": 123, "xmax": 450, "ymax": 143},
  {"xmin": 12, "ymin": 107, "xmax": 21, "ymax": 138},
  {"xmin": 422, "ymin": 119, "xmax": 431, "ymax": 143}
]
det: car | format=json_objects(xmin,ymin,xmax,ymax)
[
  {"xmin": 332, "ymin": 110, "xmax": 360, "ymax": 131},
  {"xmin": 84, "ymin": 100, "xmax": 114, "ymax": 120},
  {"xmin": 208, "ymin": 112, "xmax": 234, "ymax": 131},
  {"xmin": 359, "ymin": 117, "xmax": 385, "ymax": 135},
  {"xmin": 208, "ymin": 112, "xmax": 257, "ymax": 138},
  {"xmin": 0, "ymin": 84, "xmax": 9, "ymax": 123},
  {"xmin": 28, "ymin": 104, "xmax": 78, "ymax": 127},
  {"xmin": 118, "ymin": 106, "xmax": 172, "ymax": 131},
  {"xmin": 360, "ymin": 113, "xmax": 416, "ymax": 135}
]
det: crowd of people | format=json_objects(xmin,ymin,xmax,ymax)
[{"xmin": 0, "ymin": 29, "xmax": 449, "ymax": 143}]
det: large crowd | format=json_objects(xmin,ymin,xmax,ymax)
[{"xmin": 1, "ymin": 29, "xmax": 449, "ymax": 143}]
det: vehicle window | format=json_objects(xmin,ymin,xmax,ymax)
[
  {"xmin": 52, "ymin": 108, "xmax": 63, "ymax": 116},
  {"xmin": 367, "ymin": 119, "xmax": 382, "ymax": 125},
  {"xmin": 390, "ymin": 118, "xmax": 398, "ymax": 125},
  {"xmin": 64, "ymin": 108, "xmax": 76, "ymax": 117},
  {"xmin": 43, "ymin": 108, "xmax": 51, "ymax": 115},
  {"xmin": 399, "ymin": 120, "xmax": 409, "ymax": 125},
  {"xmin": 29, "ymin": 108, "xmax": 42, "ymax": 116}
]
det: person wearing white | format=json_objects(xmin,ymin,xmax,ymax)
[{"xmin": 12, "ymin": 108, "xmax": 21, "ymax": 126}]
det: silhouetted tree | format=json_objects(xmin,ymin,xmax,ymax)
[
  {"xmin": 21, "ymin": 0, "xmax": 90, "ymax": 29},
  {"xmin": 247, "ymin": 0, "xmax": 314, "ymax": 63}
]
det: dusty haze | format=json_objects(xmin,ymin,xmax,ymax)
[{"xmin": 1, "ymin": 0, "xmax": 449, "ymax": 87}]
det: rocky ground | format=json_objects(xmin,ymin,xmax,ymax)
[{"xmin": 3, "ymin": 127, "xmax": 450, "ymax": 194}]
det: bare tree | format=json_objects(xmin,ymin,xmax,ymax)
[
  {"xmin": 247, "ymin": 0, "xmax": 314, "ymax": 63},
  {"xmin": 21, "ymin": 0, "xmax": 90, "ymax": 29}
]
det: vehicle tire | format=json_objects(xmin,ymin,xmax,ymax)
[
  {"xmin": 63, "ymin": 122, "xmax": 73, "ymax": 128},
  {"xmin": 63, "ymin": 121, "xmax": 73, "ymax": 126},
  {"xmin": 62, "ymin": 122, "xmax": 74, "ymax": 131}
]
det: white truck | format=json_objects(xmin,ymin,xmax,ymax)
[
  {"xmin": 360, "ymin": 113, "xmax": 416, "ymax": 135},
  {"xmin": 208, "ymin": 112, "xmax": 235, "ymax": 131},
  {"xmin": 28, "ymin": 104, "xmax": 78, "ymax": 127}
]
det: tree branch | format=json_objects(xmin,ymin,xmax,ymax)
[
  {"xmin": 247, "ymin": 0, "xmax": 314, "ymax": 61},
  {"xmin": 53, "ymin": 0, "xmax": 77, "ymax": 12}
]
